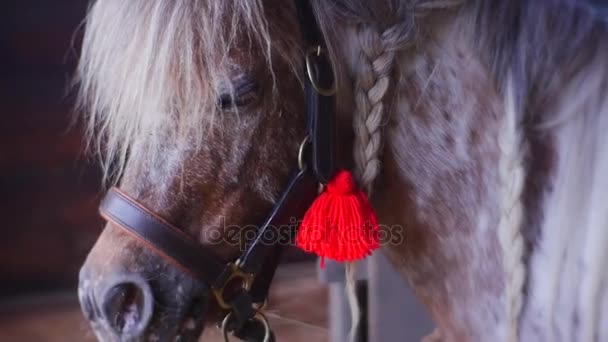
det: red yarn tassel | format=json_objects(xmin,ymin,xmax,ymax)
[{"xmin": 296, "ymin": 170, "xmax": 380, "ymax": 267}]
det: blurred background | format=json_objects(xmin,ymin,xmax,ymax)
[
  {"xmin": 0, "ymin": 0, "xmax": 104, "ymax": 339},
  {"xmin": 1, "ymin": 0, "xmax": 98, "ymax": 297}
]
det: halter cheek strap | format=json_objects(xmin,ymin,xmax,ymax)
[{"xmin": 297, "ymin": 0, "xmax": 337, "ymax": 183}]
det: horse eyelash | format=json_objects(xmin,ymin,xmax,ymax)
[{"xmin": 218, "ymin": 80, "xmax": 260, "ymax": 109}]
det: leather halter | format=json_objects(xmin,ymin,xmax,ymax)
[{"xmin": 99, "ymin": 0, "xmax": 335, "ymax": 340}]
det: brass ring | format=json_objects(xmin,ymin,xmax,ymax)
[
  {"xmin": 298, "ymin": 135, "xmax": 310, "ymax": 171},
  {"xmin": 221, "ymin": 312, "xmax": 271, "ymax": 342},
  {"xmin": 305, "ymin": 46, "xmax": 337, "ymax": 96},
  {"xmin": 211, "ymin": 262, "xmax": 255, "ymax": 310}
]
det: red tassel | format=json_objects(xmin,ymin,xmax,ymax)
[{"xmin": 296, "ymin": 170, "xmax": 380, "ymax": 266}]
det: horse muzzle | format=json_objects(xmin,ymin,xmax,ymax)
[{"xmin": 78, "ymin": 224, "xmax": 209, "ymax": 342}]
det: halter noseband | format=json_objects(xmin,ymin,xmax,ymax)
[{"xmin": 98, "ymin": 1, "xmax": 336, "ymax": 340}]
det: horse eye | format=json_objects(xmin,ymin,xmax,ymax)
[{"xmin": 218, "ymin": 80, "xmax": 259, "ymax": 109}]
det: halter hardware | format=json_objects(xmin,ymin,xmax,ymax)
[
  {"xmin": 211, "ymin": 260, "xmax": 255, "ymax": 310},
  {"xmin": 222, "ymin": 312, "xmax": 271, "ymax": 342},
  {"xmin": 306, "ymin": 45, "xmax": 336, "ymax": 96}
]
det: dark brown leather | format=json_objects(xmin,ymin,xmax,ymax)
[
  {"xmin": 306, "ymin": 59, "xmax": 336, "ymax": 183},
  {"xmin": 238, "ymin": 168, "xmax": 318, "ymax": 307},
  {"xmin": 100, "ymin": 188, "xmax": 226, "ymax": 285},
  {"xmin": 239, "ymin": 169, "xmax": 318, "ymax": 274},
  {"xmin": 296, "ymin": 0, "xmax": 337, "ymax": 183}
]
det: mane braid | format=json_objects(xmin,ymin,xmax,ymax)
[
  {"xmin": 498, "ymin": 76, "xmax": 526, "ymax": 342},
  {"xmin": 352, "ymin": 20, "xmax": 414, "ymax": 193},
  {"xmin": 347, "ymin": 0, "xmax": 466, "ymax": 191}
]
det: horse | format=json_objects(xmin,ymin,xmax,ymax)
[{"xmin": 76, "ymin": 0, "xmax": 608, "ymax": 341}]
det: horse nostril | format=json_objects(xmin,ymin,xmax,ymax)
[{"xmin": 101, "ymin": 277, "xmax": 153, "ymax": 337}]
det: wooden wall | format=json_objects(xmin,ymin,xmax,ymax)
[{"xmin": 0, "ymin": 0, "xmax": 102, "ymax": 296}]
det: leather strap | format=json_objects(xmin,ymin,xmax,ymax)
[
  {"xmin": 295, "ymin": 0, "xmax": 337, "ymax": 183},
  {"xmin": 294, "ymin": 0, "xmax": 322, "ymax": 47},
  {"xmin": 100, "ymin": 188, "xmax": 226, "ymax": 285},
  {"xmin": 238, "ymin": 169, "xmax": 317, "ymax": 275}
]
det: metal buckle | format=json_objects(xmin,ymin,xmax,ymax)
[
  {"xmin": 221, "ymin": 311, "xmax": 271, "ymax": 342},
  {"xmin": 305, "ymin": 45, "xmax": 336, "ymax": 96},
  {"xmin": 211, "ymin": 260, "xmax": 255, "ymax": 310}
]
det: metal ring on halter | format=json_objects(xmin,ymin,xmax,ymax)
[
  {"xmin": 221, "ymin": 311, "xmax": 271, "ymax": 342},
  {"xmin": 298, "ymin": 135, "xmax": 310, "ymax": 171},
  {"xmin": 211, "ymin": 260, "xmax": 255, "ymax": 310},
  {"xmin": 305, "ymin": 45, "xmax": 336, "ymax": 96}
]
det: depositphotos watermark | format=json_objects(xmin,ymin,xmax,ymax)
[{"xmin": 202, "ymin": 217, "xmax": 405, "ymax": 251}]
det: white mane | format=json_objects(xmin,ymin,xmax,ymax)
[{"xmin": 77, "ymin": 0, "xmax": 278, "ymax": 181}]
